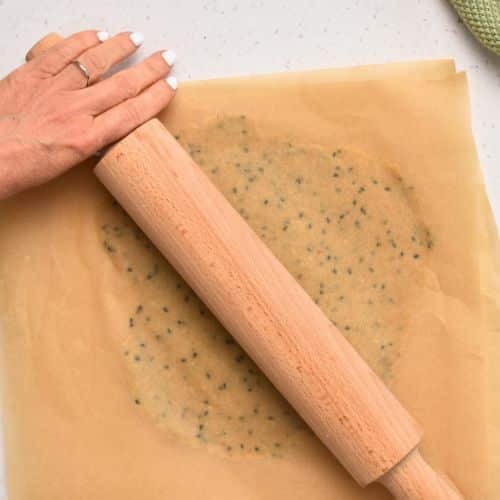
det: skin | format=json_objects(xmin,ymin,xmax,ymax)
[{"xmin": 0, "ymin": 29, "xmax": 176, "ymax": 199}]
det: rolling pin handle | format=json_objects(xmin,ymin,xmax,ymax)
[
  {"xmin": 378, "ymin": 449, "xmax": 462, "ymax": 500},
  {"xmin": 25, "ymin": 33, "xmax": 63, "ymax": 61}
]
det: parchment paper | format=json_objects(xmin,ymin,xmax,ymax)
[{"xmin": 0, "ymin": 60, "xmax": 497, "ymax": 499}]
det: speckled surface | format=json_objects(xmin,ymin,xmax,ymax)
[{"xmin": 0, "ymin": 0, "xmax": 498, "ymax": 497}]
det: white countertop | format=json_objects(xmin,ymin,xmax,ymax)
[{"xmin": 0, "ymin": 0, "xmax": 498, "ymax": 497}]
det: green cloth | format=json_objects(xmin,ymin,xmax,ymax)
[{"xmin": 450, "ymin": 0, "xmax": 500, "ymax": 55}]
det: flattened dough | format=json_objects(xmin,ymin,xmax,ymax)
[{"xmin": 98, "ymin": 117, "xmax": 434, "ymax": 456}]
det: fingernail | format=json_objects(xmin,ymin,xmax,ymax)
[
  {"xmin": 162, "ymin": 49, "xmax": 176, "ymax": 67},
  {"xmin": 130, "ymin": 32, "xmax": 144, "ymax": 47},
  {"xmin": 97, "ymin": 31, "xmax": 110, "ymax": 42},
  {"xmin": 166, "ymin": 76, "xmax": 177, "ymax": 90}
]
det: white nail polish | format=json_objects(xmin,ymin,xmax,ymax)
[
  {"xmin": 97, "ymin": 31, "xmax": 110, "ymax": 42},
  {"xmin": 130, "ymin": 32, "xmax": 144, "ymax": 47},
  {"xmin": 162, "ymin": 49, "xmax": 177, "ymax": 67},
  {"xmin": 166, "ymin": 76, "xmax": 177, "ymax": 90}
]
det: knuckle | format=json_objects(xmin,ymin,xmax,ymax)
[
  {"xmin": 125, "ymin": 102, "xmax": 143, "ymax": 125},
  {"xmin": 32, "ymin": 60, "xmax": 57, "ymax": 79},
  {"xmin": 55, "ymin": 44, "xmax": 77, "ymax": 63},
  {"xmin": 82, "ymin": 50, "xmax": 108, "ymax": 75},
  {"xmin": 69, "ymin": 130, "xmax": 95, "ymax": 157},
  {"xmin": 145, "ymin": 56, "xmax": 164, "ymax": 76},
  {"xmin": 116, "ymin": 74, "xmax": 140, "ymax": 100}
]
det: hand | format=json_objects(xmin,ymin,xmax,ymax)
[{"xmin": 0, "ymin": 30, "xmax": 177, "ymax": 199}]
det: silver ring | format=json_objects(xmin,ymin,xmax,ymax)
[{"xmin": 71, "ymin": 60, "xmax": 91, "ymax": 87}]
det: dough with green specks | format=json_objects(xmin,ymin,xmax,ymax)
[
  {"xmin": 0, "ymin": 64, "xmax": 498, "ymax": 500},
  {"xmin": 98, "ymin": 116, "xmax": 434, "ymax": 458}
]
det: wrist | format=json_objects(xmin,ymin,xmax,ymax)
[{"xmin": 0, "ymin": 137, "xmax": 28, "ymax": 200}]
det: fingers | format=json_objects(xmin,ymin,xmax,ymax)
[
  {"xmin": 79, "ymin": 50, "xmax": 176, "ymax": 115},
  {"xmin": 91, "ymin": 78, "xmax": 177, "ymax": 149},
  {"xmin": 55, "ymin": 31, "xmax": 144, "ymax": 89},
  {"xmin": 30, "ymin": 30, "xmax": 108, "ymax": 76}
]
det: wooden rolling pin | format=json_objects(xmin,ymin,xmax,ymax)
[{"xmin": 27, "ymin": 34, "xmax": 462, "ymax": 499}]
